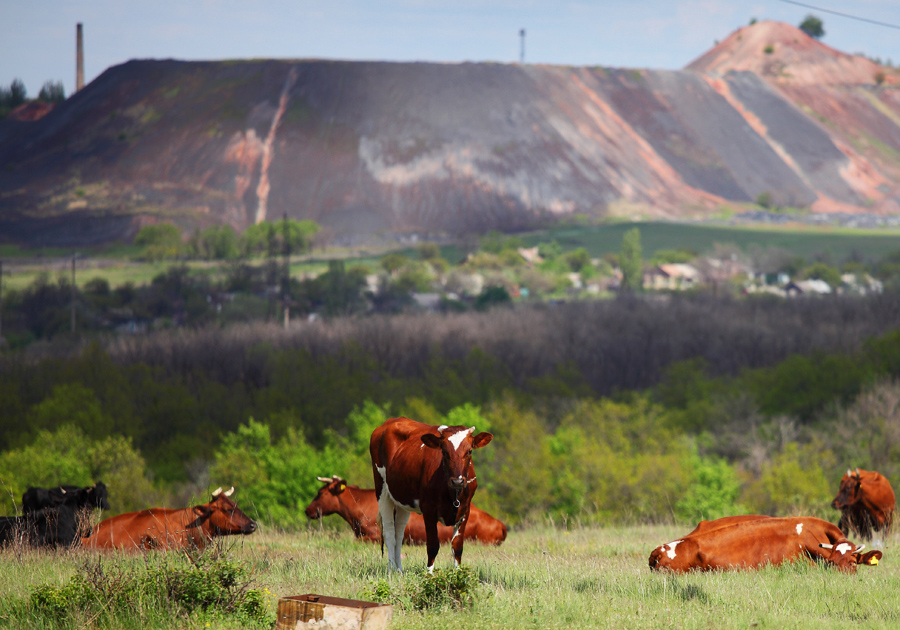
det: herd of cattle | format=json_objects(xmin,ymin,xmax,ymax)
[{"xmin": 0, "ymin": 417, "xmax": 896, "ymax": 577}]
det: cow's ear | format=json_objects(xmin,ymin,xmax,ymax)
[
  {"xmin": 421, "ymin": 434, "xmax": 442, "ymax": 449},
  {"xmin": 194, "ymin": 505, "xmax": 213, "ymax": 518},
  {"xmin": 332, "ymin": 483, "xmax": 347, "ymax": 494},
  {"xmin": 472, "ymin": 432, "xmax": 493, "ymax": 449},
  {"xmin": 856, "ymin": 550, "xmax": 883, "ymax": 566}
]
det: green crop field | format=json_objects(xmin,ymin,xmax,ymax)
[
  {"xmin": 2, "ymin": 523, "xmax": 897, "ymax": 629},
  {"xmin": 518, "ymin": 221, "xmax": 900, "ymax": 261}
]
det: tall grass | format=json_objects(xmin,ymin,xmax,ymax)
[{"xmin": 1, "ymin": 523, "xmax": 896, "ymax": 629}]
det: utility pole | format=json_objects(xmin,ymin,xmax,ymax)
[
  {"xmin": 0, "ymin": 259, "xmax": 4, "ymax": 350},
  {"xmin": 282, "ymin": 212, "xmax": 291, "ymax": 328},
  {"xmin": 519, "ymin": 28, "xmax": 526, "ymax": 64},
  {"xmin": 71, "ymin": 257, "xmax": 77, "ymax": 333},
  {"xmin": 76, "ymin": 23, "xmax": 84, "ymax": 92}
]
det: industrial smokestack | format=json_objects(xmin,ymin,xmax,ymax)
[{"xmin": 76, "ymin": 23, "xmax": 84, "ymax": 92}]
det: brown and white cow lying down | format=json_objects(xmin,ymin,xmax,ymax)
[
  {"xmin": 370, "ymin": 418, "xmax": 493, "ymax": 572},
  {"xmin": 650, "ymin": 516, "xmax": 882, "ymax": 573},
  {"xmin": 832, "ymin": 468, "xmax": 896, "ymax": 541},
  {"xmin": 82, "ymin": 487, "xmax": 257, "ymax": 551},
  {"xmin": 304, "ymin": 475, "xmax": 508, "ymax": 545}
]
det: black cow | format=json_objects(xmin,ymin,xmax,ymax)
[
  {"xmin": 22, "ymin": 482, "xmax": 110, "ymax": 514},
  {"xmin": 0, "ymin": 504, "xmax": 79, "ymax": 548}
]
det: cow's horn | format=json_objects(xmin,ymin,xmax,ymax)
[
  {"xmin": 856, "ymin": 544, "xmax": 865, "ymax": 552},
  {"xmin": 855, "ymin": 468, "xmax": 860, "ymax": 475},
  {"xmin": 59, "ymin": 487, "xmax": 67, "ymax": 494},
  {"xmin": 317, "ymin": 476, "xmax": 332, "ymax": 483},
  {"xmin": 333, "ymin": 475, "xmax": 340, "ymax": 480},
  {"xmin": 212, "ymin": 487, "xmax": 223, "ymax": 496},
  {"xmin": 224, "ymin": 487, "xmax": 234, "ymax": 497},
  {"xmin": 847, "ymin": 468, "xmax": 852, "ymax": 477},
  {"xmin": 819, "ymin": 543, "xmax": 834, "ymax": 549}
]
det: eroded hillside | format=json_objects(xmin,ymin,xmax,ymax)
[{"xmin": 1, "ymin": 21, "xmax": 898, "ymax": 246}]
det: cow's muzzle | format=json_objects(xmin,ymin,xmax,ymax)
[
  {"xmin": 245, "ymin": 521, "xmax": 258, "ymax": 534},
  {"xmin": 449, "ymin": 476, "xmax": 466, "ymax": 490}
]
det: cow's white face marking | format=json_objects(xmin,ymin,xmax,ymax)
[
  {"xmin": 666, "ymin": 541, "xmax": 682, "ymax": 559},
  {"xmin": 836, "ymin": 543, "xmax": 853, "ymax": 555},
  {"xmin": 795, "ymin": 523, "xmax": 803, "ymax": 535},
  {"xmin": 448, "ymin": 428, "xmax": 472, "ymax": 451}
]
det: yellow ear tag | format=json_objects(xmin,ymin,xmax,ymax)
[
  {"xmin": 339, "ymin": 484, "xmax": 346, "ymax": 491},
  {"xmin": 869, "ymin": 557, "xmax": 879, "ymax": 566}
]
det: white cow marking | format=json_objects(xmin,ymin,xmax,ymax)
[
  {"xmin": 448, "ymin": 428, "xmax": 472, "ymax": 451},
  {"xmin": 666, "ymin": 541, "xmax": 683, "ymax": 559},
  {"xmin": 836, "ymin": 543, "xmax": 853, "ymax": 555},
  {"xmin": 796, "ymin": 523, "xmax": 803, "ymax": 535}
]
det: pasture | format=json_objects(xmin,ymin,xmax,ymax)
[{"xmin": 1, "ymin": 522, "xmax": 898, "ymax": 629}]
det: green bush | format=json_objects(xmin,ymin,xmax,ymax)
[
  {"xmin": 364, "ymin": 566, "xmax": 482, "ymax": 611},
  {"xmin": 742, "ymin": 442, "xmax": 834, "ymax": 515},
  {"xmin": 134, "ymin": 223, "xmax": 183, "ymax": 261},
  {"xmin": 675, "ymin": 451, "xmax": 743, "ymax": 523},
  {"xmin": 27, "ymin": 551, "xmax": 271, "ymax": 627}
]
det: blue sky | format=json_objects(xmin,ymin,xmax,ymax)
[{"xmin": 4, "ymin": 1, "xmax": 900, "ymax": 98}]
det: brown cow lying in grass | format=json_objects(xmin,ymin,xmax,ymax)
[
  {"xmin": 82, "ymin": 487, "xmax": 256, "ymax": 551},
  {"xmin": 650, "ymin": 516, "xmax": 882, "ymax": 574},
  {"xmin": 305, "ymin": 475, "xmax": 507, "ymax": 545}
]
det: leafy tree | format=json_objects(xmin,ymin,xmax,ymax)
[
  {"xmin": 241, "ymin": 219, "xmax": 319, "ymax": 257},
  {"xmin": 37, "ymin": 80, "xmax": 65, "ymax": 103},
  {"xmin": 189, "ymin": 225, "xmax": 240, "ymax": 260},
  {"xmin": 134, "ymin": 223, "xmax": 183, "ymax": 261},
  {"xmin": 675, "ymin": 452, "xmax": 743, "ymax": 523},
  {"xmin": 380, "ymin": 252, "xmax": 407, "ymax": 275},
  {"xmin": 799, "ymin": 14, "xmax": 824, "ymax": 39},
  {"xmin": 209, "ymin": 419, "xmax": 352, "ymax": 528},
  {"xmin": 0, "ymin": 425, "xmax": 159, "ymax": 516},
  {"xmin": 801, "ymin": 262, "xmax": 841, "ymax": 288},
  {"xmin": 417, "ymin": 243, "xmax": 441, "ymax": 261},
  {"xmin": 0, "ymin": 79, "xmax": 27, "ymax": 115},
  {"xmin": 565, "ymin": 248, "xmax": 591, "ymax": 272},
  {"xmin": 537, "ymin": 241, "xmax": 562, "ymax": 260},
  {"xmin": 742, "ymin": 442, "xmax": 833, "ymax": 515},
  {"xmin": 756, "ymin": 191, "xmax": 773, "ymax": 209},
  {"xmin": 619, "ymin": 228, "xmax": 643, "ymax": 291},
  {"xmin": 474, "ymin": 285, "xmax": 511, "ymax": 311}
]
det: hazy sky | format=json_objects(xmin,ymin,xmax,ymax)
[{"xmin": 4, "ymin": 1, "xmax": 900, "ymax": 98}]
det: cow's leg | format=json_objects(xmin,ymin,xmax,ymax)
[
  {"xmin": 393, "ymin": 509, "xmax": 411, "ymax": 572},
  {"xmin": 378, "ymin": 500, "xmax": 399, "ymax": 570},
  {"xmin": 451, "ymin": 513, "xmax": 468, "ymax": 569},
  {"xmin": 424, "ymin": 516, "xmax": 440, "ymax": 574}
]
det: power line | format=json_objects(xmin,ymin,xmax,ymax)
[{"xmin": 778, "ymin": 0, "xmax": 900, "ymax": 30}]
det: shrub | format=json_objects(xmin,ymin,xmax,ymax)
[
  {"xmin": 742, "ymin": 442, "xmax": 834, "ymax": 515},
  {"xmin": 27, "ymin": 550, "xmax": 271, "ymax": 626},
  {"xmin": 675, "ymin": 451, "xmax": 743, "ymax": 523},
  {"xmin": 364, "ymin": 566, "xmax": 482, "ymax": 611},
  {"xmin": 134, "ymin": 223, "xmax": 183, "ymax": 261}
]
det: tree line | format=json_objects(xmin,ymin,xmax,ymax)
[{"xmin": 2, "ymin": 292, "xmax": 900, "ymax": 510}]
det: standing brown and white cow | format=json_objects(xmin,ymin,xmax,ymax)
[
  {"xmin": 370, "ymin": 418, "xmax": 493, "ymax": 572},
  {"xmin": 832, "ymin": 468, "xmax": 896, "ymax": 540}
]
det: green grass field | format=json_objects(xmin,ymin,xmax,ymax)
[{"xmin": 2, "ymin": 522, "xmax": 898, "ymax": 629}]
